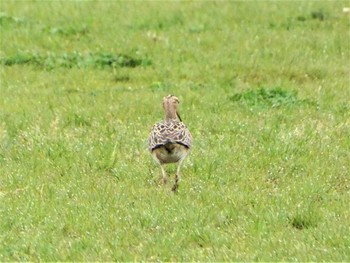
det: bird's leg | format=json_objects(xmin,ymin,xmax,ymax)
[
  {"xmin": 172, "ymin": 159, "xmax": 184, "ymax": 192},
  {"xmin": 160, "ymin": 164, "xmax": 167, "ymax": 184}
]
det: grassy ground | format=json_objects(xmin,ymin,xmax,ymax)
[{"xmin": 1, "ymin": 1, "xmax": 349, "ymax": 261}]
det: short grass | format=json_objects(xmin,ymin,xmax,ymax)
[{"xmin": 1, "ymin": 1, "xmax": 349, "ymax": 261}]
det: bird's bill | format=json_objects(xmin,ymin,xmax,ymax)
[{"xmin": 176, "ymin": 111, "xmax": 182, "ymax": 122}]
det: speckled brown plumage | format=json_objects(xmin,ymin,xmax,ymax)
[{"xmin": 149, "ymin": 95, "xmax": 192, "ymax": 191}]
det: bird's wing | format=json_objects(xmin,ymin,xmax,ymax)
[{"xmin": 149, "ymin": 121, "xmax": 192, "ymax": 151}]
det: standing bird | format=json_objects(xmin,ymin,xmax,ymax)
[{"xmin": 148, "ymin": 95, "xmax": 193, "ymax": 192}]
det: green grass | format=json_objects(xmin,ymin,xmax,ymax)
[
  {"xmin": 1, "ymin": 1, "xmax": 349, "ymax": 261},
  {"xmin": 0, "ymin": 52, "xmax": 151, "ymax": 69}
]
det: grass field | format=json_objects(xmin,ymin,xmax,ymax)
[{"xmin": 1, "ymin": 1, "xmax": 349, "ymax": 261}]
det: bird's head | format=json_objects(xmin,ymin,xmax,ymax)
[
  {"xmin": 163, "ymin": 94, "xmax": 179, "ymax": 105},
  {"xmin": 163, "ymin": 94, "xmax": 182, "ymax": 121}
]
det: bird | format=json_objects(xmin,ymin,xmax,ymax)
[{"xmin": 148, "ymin": 95, "xmax": 193, "ymax": 192}]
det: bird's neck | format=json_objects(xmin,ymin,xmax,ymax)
[{"xmin": 164, "ymin": 106, "xmax": 179, "ymax": 121}]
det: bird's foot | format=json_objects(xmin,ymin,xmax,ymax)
[{"xmin": 171, "ymin": 183, "xmax": 178, "ymax": 192}]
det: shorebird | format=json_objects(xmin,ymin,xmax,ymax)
[{"xmin": 148, "ymin": 95, "xmax": 193, "ymax": 192}]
